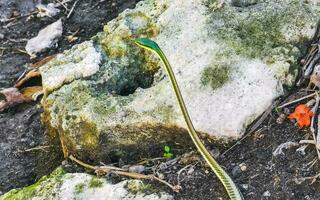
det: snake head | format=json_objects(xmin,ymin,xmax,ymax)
[{"xmin": 134, "ymin": 38, "xmax": 160, "ymax": 52}]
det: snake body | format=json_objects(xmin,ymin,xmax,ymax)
[{"xmin": 134, "ymin": 38, "xmax": 243, "ymax": 200}]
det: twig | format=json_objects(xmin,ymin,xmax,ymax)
[
  {"xmin": 55, "ymin": 0, "xmax": 70, "ymax": 11},
  {"xmin": 277, "ymin": 92, "xmax": 317, "ymax": 109},
  {"xmin": 294, "ymin": 173, "xmax": 320, "ymax": 185},
  {"xmin": 0, "ymin": 47, "xmax": 5, "ymax": 56},
  {"xmin": 1, "ymin": 11, "xmax": 38, "ymax": 23},
  {"xmin": 67, "ymin": 0, "xmax": 78, "ymax": 19},
  {"xmin": 310, "ymin": 93, "xmax": 320, "ymax": 162},
  {"xmin": 136, "ymin": 157, "xmax": 166, "ymax": 165},
  {"xmin": 299, "ymin": 140, "xmax": 320, "ymax": 150},
  {"xmin": 68, "ymin": 155, "xmax": 181, "ymax": 192},
  {"xmin": 69, "ymin": 155, "xmax": 95, "ymax": 170},
  {"xmin": 16, "ymin": 145, "xmax": 52, "ymax": 153}
]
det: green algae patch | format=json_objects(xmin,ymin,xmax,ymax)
[
  {"xmin": 88, "ymin": 178, "xmax": 104, "ymax": 188},
  {"xmin": 1, "ymin": 168, "xmax": 65, "ymax": 200},
  {"xmin": 95, "ymin": 11, "xmax": 159, "ymax": 59},
  {"xmin": 79, "ymin": 121, "xmax": 99, "ymax": 148},
  {"xmin": 126, "ymin": 180, "xmax": 155, "ymax": 195},
  {"xmin": 201, "ymin": 63, "xmax": 231, "ymax": 90},
  {"xmin": 207, "ymin": 0, "xmax": 317, "ymax": 59},
  {"xmin": 74, "ymin": 183, "xmax": 85, "ymax": 194}
]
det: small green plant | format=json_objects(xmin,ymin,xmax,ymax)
[{"xmin": 163, "ymin": 145, "xmax": 173, "ymax": 159}]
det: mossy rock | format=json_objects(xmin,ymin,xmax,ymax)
[
  {"xmin": 0, "ymin": 168, "xmax": 173, "ymax": 200},
  {"xmin": 40, "ymin": 0, "xmax": 320, "ymax": 165}
]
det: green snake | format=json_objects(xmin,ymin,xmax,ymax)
[{"xmin": 134, "ymin": 38, "xmax": 244, "ymax": 200}]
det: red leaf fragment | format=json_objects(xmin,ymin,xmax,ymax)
[
  {"xmin": 0, "ymin": 87, "xmax": 43, "ymax": 112},
  {"xmin": 288, "ymin": 104, "xmax": 314, "ymax": 129}
]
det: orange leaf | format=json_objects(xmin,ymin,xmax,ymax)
[{"xmin": 288, "ymin": 104, "xmax": 314, "ymax": 128}]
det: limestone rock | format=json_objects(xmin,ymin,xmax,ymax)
[
  {"xmin": 0, "ymin": 168, "xmax": 173, "ymax": 200},
  {"xmin": 25, "ymin": 19, "xmax": 63, "ymax": 57},
  {"xmin": 40, "ymin": 0, "xmax": 320, "ymax": 161}
]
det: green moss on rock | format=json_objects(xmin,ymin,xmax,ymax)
[
  {"xmin": 88, "ymin": 178, "xmax": 103, "ymax": 188},
  {"xmin": 126, "ymin": 180, "xmax": 155, "ymax": 195},
  {"xmin": 0, "ymin": 168, "xmax": 65, "ymax": 200},
  {"xmin": 74, "ymin": 183, "xmax": 85, "ymax": 194},
  {"xmin": 207, "ymin": 0, "xmax": 316, "ymax": 59},
  {"xmin": 201, "ymin": 63, "xmax": 231, "ymax": 89}
]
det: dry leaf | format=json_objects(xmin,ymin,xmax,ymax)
[
  {"xmin": 21, "ymin": 86, "xmax": 43, "ymax": 101},
  {"xmin": 0, "ymin": 86, "xmax": 43, "ymax": 112},
  {"xmin": 31, "ymin": 55, "xmax": 55, "ymax": 68},
  {"xmin": 0, "ymin": 88, "xmax": 32, "ymax": 111},
  {"xmin": 15, "ymin": 68, "xmax": 40, "ymax": 88}
]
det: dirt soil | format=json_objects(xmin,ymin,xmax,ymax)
[{"xmin": 1, "ymin": 0, "xmax": 320, "ymax": 199}]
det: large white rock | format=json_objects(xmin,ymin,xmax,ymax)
[
  {"xmin": 40, "ymin": 0, "xmax": 319, "ymax": 161},
  {"xmin": 0, "ymin": 168, "xmax": 173, "ymax": 200}
]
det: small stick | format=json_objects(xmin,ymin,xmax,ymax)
[
  {"xmin": 277, "ymin": 92, "xmax": 317, "ymax": 109},
  {"xmin": 299, "ymin": 140, "xmax": 320, "ymax": 150},
  {"xmin": 294, "ymin": 173, "xmax": 320, "ymax": 185},
  {"xmin": 68, "ymin": 155, "xmax": 180, "ymax": 192},
  {"xmin": 69, "ymin": 155, "xmax": 95, "ymax": 170},
  {"xmin": 55, "ymin": 0, "xmax": 70, "ymax": 11},
  {"xmin": 67, "ymin": 0, "xmax": 78, "ymax": 19},
  {"xmin": 310, "ymin": 93, "xmax": 320, "ymax": 162},
  {"xmin": 16, "ymin": 145, "xmax": 52, "ymax": 153}
]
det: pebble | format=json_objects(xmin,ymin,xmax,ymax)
[
  {"xmin": 232, "ymin": 163, "xmax": 247, "ymax": 177},
  {"xmin": 263, "ymin": 190, "xmax": 271, "ymax": 197},
  {"xmin": 239, "ymin": 163, "xmax": 247, "ymax": 171},
  {"xmin": 128, "ymin": 165, "xmax": 145, "ymax": 174},
  {"xmin": 157, "ymin": 173, "xmax": 165, "ymax": 180},
  {"xmin": 231, "ymin": 165, "xmax": 241, "ymax": 177},
  {"xmin": 0, "ymin": 33, "xmax": 4, "ymax": 40},
  {"xmin": 241, "ymin": 184, "xmax": 249, "ymax": 190},
  {"xmin": 210, "ymin": 147, "xmax": 220, "ymax": 158}
]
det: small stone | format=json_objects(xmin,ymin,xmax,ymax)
[
  {"xmin": 158, "ymin": 173, "xmax": 165, "ymax": 180},
  {"xmin": 231, "ymin": 165, "xmax": 242, "ymax": 177},
  {"xmin": 187, "ymin": 167, "xmax": 195, "ymax": 175},
  {"xmin": 241, "ymin": 184, "xmax": 249, "ymax": 190},
  {"xmin": 128, "ymin": 165, "xmax": 145, "ymax": 174},
  {"xmin": 36, "ymin": 3, "xmax": 60, "ymax": 18},
  {"xmin": 0, "ymin": 33, "xmax": 4, "ymax": 40},
  {"xmin": 239, "ymin": 163, "xmax": 247, "ymax": 172},
  {"xmin": 210, "ymin": 148, "xmax": 220, "ymax": 158},
  {"xmin": 263, "ymin": 190, "xmax": 271, "ymax": 197},
  {"xmin": 25, "ymin": 19, "xmax": 63, "ymax": 57},
  {"xmin": 276, "ymin": 113, "xmax": 287, "ymax": 124}
]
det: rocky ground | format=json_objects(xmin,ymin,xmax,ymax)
[{"xmin": 1, "ymin": 0, "xmax": 320, "ymax": 199}]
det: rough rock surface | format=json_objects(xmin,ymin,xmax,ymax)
[
  {"xmin": 40, "ymin": 0, "xmax": 319, "ymax": 161},
  {"xmin": 0, "ymin": 168, "xmax": 173, "ymax": 200},
  {"xmin": 25, "ymin": 19, "xmax": 63, "ymax": 56}
]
